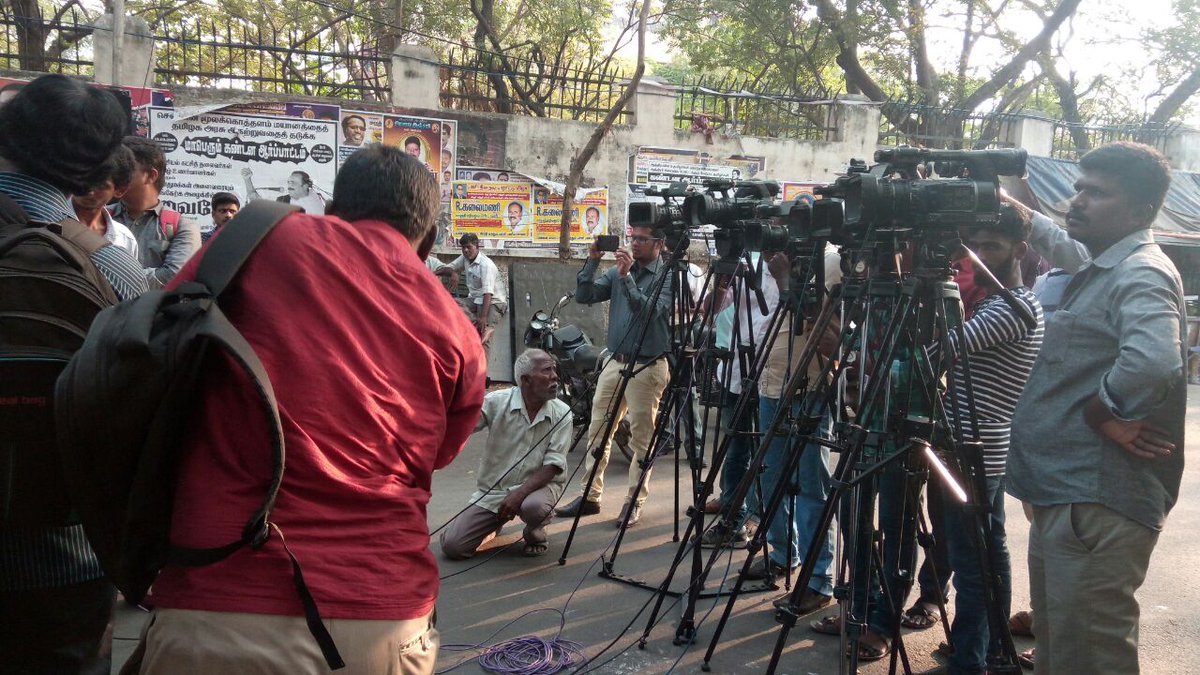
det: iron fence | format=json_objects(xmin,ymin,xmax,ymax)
[
  {"xmin": 674, "ymin": 76, "xmax": 836, "ymax": 141},
  {"xmin": 154, "ymin": 20, "xmax": 390, "ymax": 101},
  {"xmin": 1050, "ymin": 121, "xmax": 1178, "ymax": 160},
  {"xmin": 0, "ymin": 9, "xmax": 93, "ymax": 76},
  {"xmin": 439, "ymin": 47, "xmax": 629, "ymax": 123},
  {"xmin": 878, "ymin": 100, "xmax": 1024, "ymax": 149}
]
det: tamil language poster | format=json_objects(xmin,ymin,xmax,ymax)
[
  {"xmin": 451, "ymin": 181, "xmax": 533, "ymax": 240},
  {"xmin": 629, "ymin": 147, "xmax": 767, "ymax": 189},
  {"xmin": 148, "ymin": 107, "xmax": 337, "ymax": 218},
  {"xmin": 532, "ymin": 188, "xmax": 609, "ymax": 243}
]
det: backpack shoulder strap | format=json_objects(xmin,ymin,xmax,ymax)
[
  {"xmin": 158, "ymin": 209, "xmax": 181, "ymax": 239},
  {"xmin": 196, "ymin": 200, "xmax": 299, "ymax": 296},
  {"xmin": 48, "ymin": 217, "xmax": 111, "ymax": 257}
]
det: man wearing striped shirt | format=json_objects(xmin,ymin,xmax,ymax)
[
  {"xmin": 933, "ymin": 206, "xmax": 1044, "ymax": 675},
  {"xmin": 0, "ymin": 74, "xmax": 146, "ymax": 675}
]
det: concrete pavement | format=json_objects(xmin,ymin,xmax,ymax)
[{"xmin": 112, "ymin": 388, "xmax": 1200, "ymax": 673}]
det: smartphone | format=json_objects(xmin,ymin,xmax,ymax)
[{"xmin": 596, "ymin": 235, "xmax": 620, "ymax": 252}]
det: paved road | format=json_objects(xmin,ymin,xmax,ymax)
[{"xmin": 113, "ymin": 388, "xmax": 1200, "ymax": 673}]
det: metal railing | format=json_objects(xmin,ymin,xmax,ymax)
[
  {"xmin": 0, "ymin": 10, "xmax": 93, "ymax": 76},
  {"xmin": 153, "ymin": 20, "xmax": 390, "ymax": 101},
  {"xmin": 1050, "ymin": 121, "xmax": 1178, "ymax": 160},
  {"xmin": 878, "ymin": 100, "xmax": 1022, "ymax": 149},
  {"xmin": 439, "ymin": 47, "xmax": 629, "ymax": 123},
  {"xmin": 674, "ymin": 76, "xmax": 836, "ymax": 141}
]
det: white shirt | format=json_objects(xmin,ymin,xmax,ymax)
[
  {"xmin": 451, "ymin": 251, "xmax": 508, "ymax": 309},
  {"xmin": 468, "ymin": 388, "xmax": 571, "ymax": 513},
  {"xmin": 100, "ymin": 210, "xmax": 139, "ymax": 261}
]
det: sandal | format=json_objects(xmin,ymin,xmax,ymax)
[
  {"xmin": 901, "ymin": 601, "xmax": 942, "ymax": 630},
  {"xmin": 1008, "ymin": 610, "xmax": 1034, "ymax": 637},
  {"xmin": 1017, "ymin": 647, "xmax": 1035, "ymax": 670},
  {"xmin": 810, "ymin": 614, "xmax": 842, "ymax": 635},
  {"xmin": 851, "ymin": 633, "xmax": 891, "ymax": 663},
  {"xmin": 521, "ymin": 542, "xmax": 548, "ymax": 557}
]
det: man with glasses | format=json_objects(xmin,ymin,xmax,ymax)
[{"xmin": 556, "ymin": 227, "xmax": 673, "ymax": 527}]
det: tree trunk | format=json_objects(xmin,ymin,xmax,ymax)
[
  {"xmin": 8, "ymin": 0, "xmax": 49, "ymax": 72},
  {"xmin": 556, "ymin": 0, "xmax": 651, "ymax": 259},
  {"xmin": 1149, "ymin": 67, "xmax": 1200, "ymax": 126}
]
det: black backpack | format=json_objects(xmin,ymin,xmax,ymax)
[
  {"xmin": 55, "ymin": 200, "xmax": 343, "ymax": 669},
  {"xmin": 0, "ymin": 194, "xmax": 118, "ymax": 530}
]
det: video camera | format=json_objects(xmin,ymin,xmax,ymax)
[
  {"xmin": 678, "ymin": 180, "xmax": 786, "ymax": 261},
  {"xmin": 781, "ymin": 148, "xmax": 1028, "ymax": 247},
  {"xmin": 627, "ymin": 182, "xmax": 690, "ymax": 233}
]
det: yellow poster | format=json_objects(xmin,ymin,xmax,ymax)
[
  {"xmin": 532, "ymin": 188, "xmax": 609, "ymax": 243},
  {"xmin": 451, "ymin": 181, "xmax": 533, "ymax": 240}
]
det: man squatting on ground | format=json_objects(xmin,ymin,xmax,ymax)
[
  {"xmin": 1008, "ymin": 141, "xmax": 1186, "ymax": 675},
  {"xmin": 440, "ymin": 349, "xmax": 572, "ymax": 559},
  {"xmin": 555, "ymin": 226, "xmax": 673, "ymax": 528},
  {"xmin": 123, "ymin": 144, "xmax": 486, "ymax": 674}
]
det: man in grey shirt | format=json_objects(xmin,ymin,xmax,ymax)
[
  {"xmin": 110, "ymin": 136, "xmax": 200, "ymax": 289},
  {"xmin": 556, "ymin": 226, "xmax": 673, "ymax": 527},
  {"xmin": 1008, "ymin": 142, "xmax": 1186, "ymax": 675}
]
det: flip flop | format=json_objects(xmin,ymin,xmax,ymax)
[
  {"xmin": 810, "ymin": 614, "xmax": 841, "ymax": 636},
  {"xmin": 521, "ymin": 542, "xmax": 548, "ymax": 557},
  {"xmin": 901, "ymin": 602, "xmax": 941, "ymax": 629}
]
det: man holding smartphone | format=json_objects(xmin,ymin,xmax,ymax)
[{"xmin": 556, "ymin": 228, "xmax": 673, "ymax": 527}]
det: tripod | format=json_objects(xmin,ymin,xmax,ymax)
[{"xmin": 760, "ymin": 236, "xmax": 1025, "ymax": 675}]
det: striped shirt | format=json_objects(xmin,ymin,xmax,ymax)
[
  {"xmin": 0, "ymin": 171, "xmax": 145, "ymax": 591},
  {"xmin": 944, "ymin": 288, "xmax": 1044, "ymax": 476}
]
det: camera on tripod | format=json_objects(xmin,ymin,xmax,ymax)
[
  {"xmin": 679, "ymin": 180, "xmax": 789, "ymax": 261},
  {"xmin": 628, "ymin": 182, "xmax": 690, "ymax": 232},
  {"xmin": 786, "ymin": 148, "xmax": 1029, "ymax": 247}
]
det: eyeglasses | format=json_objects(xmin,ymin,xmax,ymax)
[{"xmin": 630, "ymin": 236, "xmax": 662, "ymax": 244}]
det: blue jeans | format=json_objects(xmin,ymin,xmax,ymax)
[
  {"xmin": 756, "ymin": 396, "xmax": 835, "ymax": 597},
  {"xmin": 915, "ymin": 482, "xmax": 952, "ymax": 606},
  {"xmin": 941, "ymin": 474, "xmax": 1010, "ymax": 675},
  {"xmin": 718, "ymin": 398, "xmax": 754, "ymax": 525}
]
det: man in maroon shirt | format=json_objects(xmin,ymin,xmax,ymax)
[{"xmin": 127, "ymin": 146, "xmax": 486, "ymax": 674}]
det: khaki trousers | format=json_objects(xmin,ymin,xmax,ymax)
[
  {"xmin": 125, "ymin": 607, "xmax": 438, "ymax": 675},
  {"xmin": 579, "ymin": 357, "xmax": 669, "ymax": 507},
  {"xmin": 438, "ymin": 486, "xmax": 556, "ymax": 559},
  {"xmin": 1028, "ymin": 503, "xmax": 1158, "ymax": 675}
]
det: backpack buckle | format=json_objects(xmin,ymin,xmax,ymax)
[{"xmin": 245, "ymin": 518, "xmax": 271, "ymax": 549}]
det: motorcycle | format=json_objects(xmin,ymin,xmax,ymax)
[{"xmin": 523, "ymin": 293, "xmax": 633, "ymax": 461}]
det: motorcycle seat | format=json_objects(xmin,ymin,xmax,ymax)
[
  {"xmin": 553, "ymin": 324, "xmax": 587, "ymax": 350},
  {"xmin": 572, "ymin": 344, "xmax": 602, "ymax": 373}
]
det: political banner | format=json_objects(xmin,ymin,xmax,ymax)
[
  {"xmin": 148, "ymin": 107, "xmax": 337, "ymax": 219},
  {"xmin": 781, "ymin": 181, "xmax": 822, "ymax": 204},
  {"xmin": 383, "ymin": 115, "xmax": 444, "ymax": 174},
  {"xmin": 630, "ymin": 147, "xmax": 767, "ymax": 189},
  {"xmin": 451, "ymin": 181, "xmax": 533, "ymax": 240},
  {"xmin": 337, "ymin": 110, "xmax": 385, "ymax": 161},
  {"xmin": 532, "ymin": 188, "xmax": 609, "ymax": 243}
]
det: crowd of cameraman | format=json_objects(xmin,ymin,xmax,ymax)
[{"xmin": 0, "ymin": 72, "xmax": 1187, "ymax": 675}]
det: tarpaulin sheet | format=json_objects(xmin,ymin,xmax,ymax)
[{"xmin": 1012, "ymin": 156, "xmax": 1200, "ymax": 248}]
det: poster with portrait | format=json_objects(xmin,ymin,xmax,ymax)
[
  {"xmin": 532, "ymin": 188, "xmax": 609, "ymax": 243},
  {"xmin": 148, "ymin": 106, "xmax": 337, "ymax": 219},
  {"xmin": 451, "ymin": 181, "xmax": 534, "ymax": 240},
  {"xmin": 630, "ymin": 146, "xmax": 767, "ymax": 190},
  {"xmin": 224, "ymin": 101, "xmax": 340, "ymax": 122},
  {"xmin": 337, "ymin": 110, "xmax": 385, "ymax": 164},
  {"xmin": 383, "ymin": 115, "xmax": 443, "ymax": 174}
]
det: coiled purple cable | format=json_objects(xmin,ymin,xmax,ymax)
[{"xmin": 476, "ymin": 635, "xmax": 584, "ymax": 674}]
